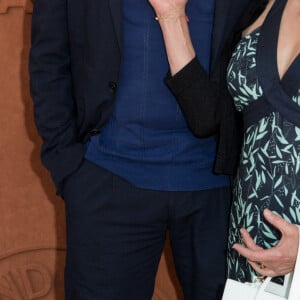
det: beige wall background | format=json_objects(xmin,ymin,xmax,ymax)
[{"xmin": 0, "ymin": 1, "xmax": 183, "ymax": 299}]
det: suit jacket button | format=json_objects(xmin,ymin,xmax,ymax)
[
  {"xmin": 108, "ymin": 81, "xmax": 117, "ymax": 93},
  {"xmin": 89, "ymin": 128, "xmax": 100, "ymax": 135}
]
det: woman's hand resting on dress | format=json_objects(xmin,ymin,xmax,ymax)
[{"xmin": 234, "ymin": 209, "xmax": 299, "ymax": 277}]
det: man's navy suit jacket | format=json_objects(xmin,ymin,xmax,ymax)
[{"xmin": 29, "ymin": 0, "xmax": 250, "ymax": 193}]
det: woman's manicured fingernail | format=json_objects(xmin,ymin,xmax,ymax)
[{"xmin": 264, "ymin": 209, "xmax": 272, "ymax": 217}]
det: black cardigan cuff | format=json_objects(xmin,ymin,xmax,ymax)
[{"xmin": 165, "ymin": 57, "xmax": 208, "ymax": 96}]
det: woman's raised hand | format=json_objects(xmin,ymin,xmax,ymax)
[{"xmin": 148, "ymin": 0, "xmax": 188, "ymax": 18}]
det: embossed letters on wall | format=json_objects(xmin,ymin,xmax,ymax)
[{"xmin": 0, "ymin": 0, "xmax": 32, "ymax": 14}]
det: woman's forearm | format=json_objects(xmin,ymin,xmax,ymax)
[
  {"xmin": 148, "ymin": 0, "xmax": 224, "ymax": 137},
  {"xmin": 156, "ymin": 14, "xmax": 195, "ymax": 75},
  {"xmin": 148, "ymin": 0, "xmax": 195, "ymax": 75}
]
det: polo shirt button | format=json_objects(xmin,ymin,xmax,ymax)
[
  {"xmin": 89, "ymin": 128, "xmax": 100, "ymax": 136},
  {"xmin": 108, "ymin": 81, "xmax": 117, "ymax": 93}
]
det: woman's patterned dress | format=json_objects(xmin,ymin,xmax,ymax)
[{"xmin": 226, "ymin": 27, "xmax": 300, "ymax": 282}]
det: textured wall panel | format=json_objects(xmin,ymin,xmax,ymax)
[
  {"xmin": 0, "ymin": 1, "xmax": 182, "ymax": 299},
  {"xmin": 0, "ymin": 3, "xmax": 65, "ymax": 299},
  {"xmin": 0, "ymin": 0, "xmax": 32, "ymax": 14}
]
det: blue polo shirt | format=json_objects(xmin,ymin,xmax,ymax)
[{"xmin": 85, "ymin": 0, "xmax": 229, "ymax": 191}]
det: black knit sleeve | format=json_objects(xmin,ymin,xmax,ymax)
[{"xmin": 165, "ymin": 56, "xmax": 230, "ymax": 137}]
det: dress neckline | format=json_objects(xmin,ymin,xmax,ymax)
[
  {"xmin": 240, "ymin": 26, "xmax": 261, "ymax": 41},
  {"xmin": 256, "ymin": 0, "xmax": 300, "ymax": 127}
]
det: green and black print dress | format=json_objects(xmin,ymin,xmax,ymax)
[{"xmin": 226, "ymin": 0, "xmax": 300, "ymax": 282}]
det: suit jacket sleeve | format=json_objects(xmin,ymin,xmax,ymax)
[{"xmin": 29, "ymin": 0, "xmax": 85, "ymax": 194}]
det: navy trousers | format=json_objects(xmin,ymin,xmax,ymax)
[{"xmin": 63, "ymin": 160, "xmax": 231, "ymax": 300}]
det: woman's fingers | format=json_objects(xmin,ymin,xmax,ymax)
[
  {"xmin": 233, "ymin": 215, "xmax": 299, "ymax": 277},
  {"xmin": 240, "ymin": 228, "xmax": 262, "ymax": 251}
]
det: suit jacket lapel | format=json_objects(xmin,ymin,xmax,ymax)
[
  {"xmin": 210, "ymin": 0, "xmax": 233, "ymax": 71},
  {"xmin": 109, "ymin": 0, "xmax": 122, "ymax": 50}
]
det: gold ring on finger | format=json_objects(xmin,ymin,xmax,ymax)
[{"xmin": 258, "ymin": 262, "xmax": 266, "ymax": 269}]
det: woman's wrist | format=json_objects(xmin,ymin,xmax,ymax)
[
  {"xmin": 154, "ymin": 7, "xmax": 188, "ymax": 22},
  {"xmin": 157, "ymin": 14, "xmax": 195, "ymax": 75},
  {"xmin": 152, "ymin": 5, "xmax": 186, "ymax": 18},
  {"xmin": 155, "ymin": 14, "xmax": 189, "ymax": 22}
]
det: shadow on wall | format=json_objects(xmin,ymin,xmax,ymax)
[{"xmin": 0, "ymin": 0, "xmax": 183, "ymax": 298}]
